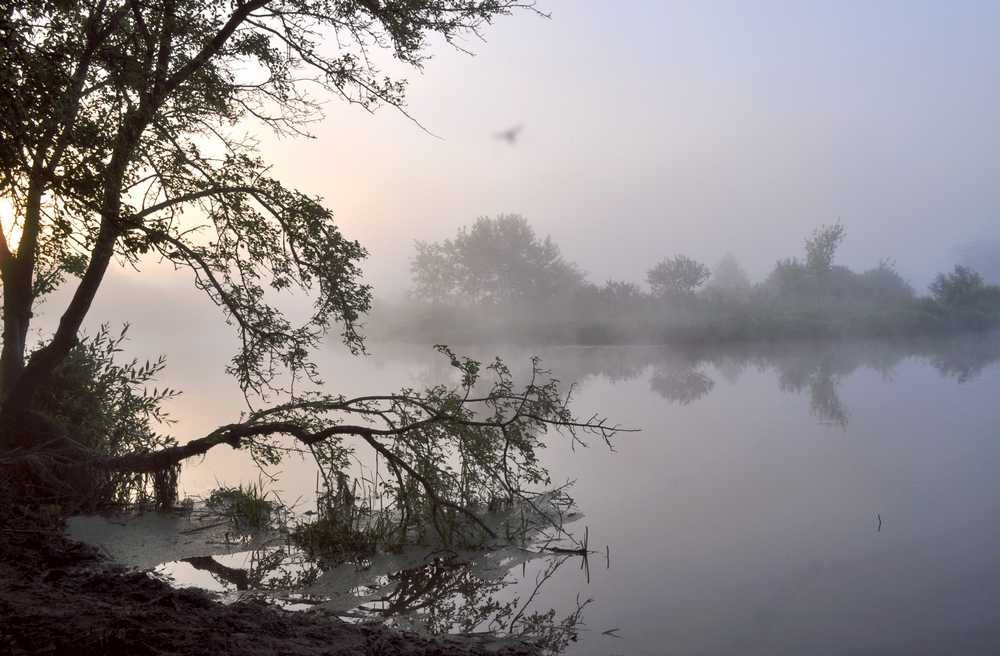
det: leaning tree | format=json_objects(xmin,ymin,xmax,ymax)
[{"xmin": 0, "ymin": 0, "xmax": 617, "ymax": 546}]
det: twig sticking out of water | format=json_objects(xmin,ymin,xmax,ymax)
[{"xmin": 878, "ymin": 513, "xmax": 881, "ymax": 532}]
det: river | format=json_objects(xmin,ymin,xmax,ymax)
[{"xmin": 151, "ymin": 332, "xmax": 1000, "ymax": 654}]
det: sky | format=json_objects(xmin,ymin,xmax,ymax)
[
  {"xmin": 18, "ymin": 1, "xmax": 999, "ymax": 632},
  {"xmin": 247, "ymin": 0, "xmax": 1000, "ymax": 296},
  {"xmin": 24, "ymin": 0, "xmax": 1000, "ymax": 435}
]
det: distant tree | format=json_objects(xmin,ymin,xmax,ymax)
[
  {"xmin": 598, "ymin": 279, "xmax": 645, "ymax": 308},
  {"xmin": 646, "ymin": 255, "xmax": 710, "ymax": 299},
  {"xmin": 858, "ymin": 259, "xmax": 914, "ymax": 306},
  {"xmin": 764, "ymin": 222, "xmax": 854, "ymax": 302},
  {"xmin": 804, "ymin": 222, "xmax": 845, "ymax": 276},
  {"xmin": 409, "ymin": 215, "xmax": 585, "ymax": 306},
  {"xmin": 764, "ymin": 257, "xmax": 808, "ymax": 296},
  {"xmin": 409, "ymin": 241, "xmax": 453, "ymax": 304},
  {"xmin": 702, "ymin": 252, "xmax": 751, "ymax": 299},
  {"xmin": 929, "ymin": 265, "xmax": 986, "ymax": 306}
]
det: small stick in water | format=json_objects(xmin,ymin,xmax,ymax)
[{"xmin": 878, "ymin": 513, "xmax": 882, "ymax": 532}]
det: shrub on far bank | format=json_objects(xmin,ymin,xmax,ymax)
[{"xmin": 391, "ymin": 217, "xmax": 997, "ymax": 346}]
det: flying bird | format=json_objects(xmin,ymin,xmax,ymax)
[{"xmin": 494, "ymin": 124, "xmax": 524, "ymax": 145}]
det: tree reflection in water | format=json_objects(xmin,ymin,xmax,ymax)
[
  {"xmin": 926, "ymin": 333, "xmax": 1000, "ymax": 382},
  {"xmin": 649, "ymin": 365, "xmax": 715, "ymax": 405},
  {"xmin": 366, "ymin": 552, "xmax": 589, "ymax": 653},
  {"xmin": 171, "ymin": 331, "xmax": 1000, "ymax": 653},
  {"xmin": 378, "ymin": 332, "xmax": 999, "ymax": 431},
  {"xmin": 631, "ymin": 332, "xmax": 1000, "ymax": 428},
  {"xmin": 773, "ymin": 357, "xmax": 851, "ymax": 429},
  {"xmin": 177, "ymin": 545, "xmax": 589, "ymax": 653},
  {"xmin": 180, "ymin": 547, "xmax": 321, "ymax": 594}
]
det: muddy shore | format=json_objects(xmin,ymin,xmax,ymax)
[{"xmin": 0, "ymin": 508, "xmax": 540, "ymax": 656}]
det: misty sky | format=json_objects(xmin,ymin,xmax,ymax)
[
  {"xmin": 248, "ymin": 0, "xmax": 999, "ymax": 295},
  {"xmin": 19, "ymin": 0, "xmax": 999, "ymax": 493},
  {"xmin": 30, "ymin": 0, "xmax": 1000, "ymax": 400}
]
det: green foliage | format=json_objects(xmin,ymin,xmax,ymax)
[
  {"xmin": 290, "ymin": 465, "xmax": 401, "ymax": 562},
  {"xmin": 702, "ymin": 252, "xmax": 752, "ymax": 300},
  {"xmin": 229, "ymin": 347, "xmax": 608, "ymax": 551},
  {"xmin": 289, "ymin": 490, "xmax": 402, "ymax": 564},
  {"xmin": 410, "ymin": 214, "xmax": 586, "ymax": 306},
  {"xmin": 764, "ymin": 257, "xmax": 809, "ymax": 296},
  {"xmin": 33, "ymin": 324, "xmax": 178, "ymax": 457},
  {"xmin": 393, "ymin": 222, "xmax": 999, "ymax": 346},
  {"xmin": 409, "ymin": 240, "xmax": 455, "ymax": 305},
  {"xmin": 646, "ymin": 255, "xmax": 711, "ymax": 298},
  {"xmin": 765, "ymin": 242, "xmax": 912, "ymax": 316},
  {"xmin": 596, "ymin": 279, "xmax": 646, "ymax": 310},
  {"xmin": 858, "ymin": 259, "xmax": 915, "ymax": 306},
  {"xmin": 205, "ymin": 481, "xmax": 278, "ymax": 531},
  {"xmin": 804, "ymin": 221, "xmax": 845, "ymax": 275},
  {"xmin": 930, "ymin": 265, "xmax": 986, "ymax": 306},
  {"xmin": 12, "ymin": 324, "xmax": 180, "ymax": 509}
]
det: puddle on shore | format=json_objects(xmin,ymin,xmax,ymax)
[{"xmin": 66, "ymin": 503, "xmax": 595, "ymax": 649}]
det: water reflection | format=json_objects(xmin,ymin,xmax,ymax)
[
  {"xmin": 364, "ymin": 553, "xmax": 589, "ymax": 654},
  {"xmin": 536, "ymin": 332, "xmax": 1000, "ymax": 429},
  {"xmin": 161, "ymin": 542, "xmax": 589, "ymax": 652},
  {"xmin": 925, "ymin": 334, "xmax": 1000, "ymax": 382},
  {"xmin": 649, "ymin": 363, "xmax": 715, "ymax": 405},
  {"xmin": 773, "ymin": 358, "xmax": 850, "ymax": 428},
  {"xmin": 181, "ymin": 547, "xmax": 320, "ymax": 592},
  {"xmin": 167, "ymin": 331, "xmax": 1000, "ymax": 654}
]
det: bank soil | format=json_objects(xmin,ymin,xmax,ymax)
[{"xmin": 0, "ymin": 509, "xmax": 539, "ymax": 656}]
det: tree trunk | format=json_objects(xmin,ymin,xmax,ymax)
[
  {"xmin": 4, "ymin": 225, "xmax": 118, "ymax": 415},
  {"xmin": 2, "ymin": 106, "xmax": 148, "ymax": 422},
  {"xmin": 0, "ymin": 181, "xmax": 43, "ymax": 400}
]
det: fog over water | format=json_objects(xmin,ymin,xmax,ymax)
[
  {"xmin": 110, "ymin": 335, "xmax": 1000, "ymax": 655},
  {"xmin": 28, "ymin": 0, "xmax": 996, "ymax": 369},
  {"xmin": 250, "ymin": 0, "xmax": 1000, "ymax": 295},
  {"xmin": 16, "ymin": 1, "xmax": 994, "ymax": 363},
  {"xmin": 24, "ymin": 4, "xmax": 1000, "ymax": 651}
]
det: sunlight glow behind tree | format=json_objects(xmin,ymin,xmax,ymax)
[{"xmin": 0, "ymin": 1, "xmax": 620, "ymax": 551}]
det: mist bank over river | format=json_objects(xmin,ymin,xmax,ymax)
[
  {"xmin": 378, "ymin": 217, "xmax": 1000, "ymax": 347},
  {"xmin": 163, "ymin": 329, "xmax": 1000, "ymax": 655}
]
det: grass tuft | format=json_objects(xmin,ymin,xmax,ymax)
[{"xmin": 204, "ymin": 480, "xmax": 278, "ymax": 530}]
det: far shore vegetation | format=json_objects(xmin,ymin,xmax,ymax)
[{"xmin": 381, "ymin": 215, "xmax": 1000, "ymax": 346}]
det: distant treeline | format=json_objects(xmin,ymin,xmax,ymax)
[{"xmin": 377, "ymin": 214, "xmax": 1000, "ymax": 345}]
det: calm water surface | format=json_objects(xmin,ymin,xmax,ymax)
[{"xmin": 176, "ymin": 334, "xmax": 1000, "ymax": 655}]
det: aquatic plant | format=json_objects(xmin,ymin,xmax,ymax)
[{"xmin": 204, "ymin": 480, "xmax": 280, "ymax": 531}]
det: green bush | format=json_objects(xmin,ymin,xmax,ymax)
[
  {"xmin": 930, "ymin": 265, "xmax": 985, "ymax": 306},
  {"xmin": 205, "ymin": 481, "xmax": 278, "ymax": 530},
  {"xmin": 22, "ymin": 324, "xmax": 180, "ymax": 510},
  {"xmin": 34, "ymin": 324, "xmax": 178, "ymax": 456}
]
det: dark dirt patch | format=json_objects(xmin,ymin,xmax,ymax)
[{"xmin": 0, "ymin": 508, "xmax": 539, "ymax": 656}]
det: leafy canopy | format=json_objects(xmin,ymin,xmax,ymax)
[
  {"xmin": 804, "ymin": 221, "xmax": 845, "ymax": 276},
  {"xmin": 930, "ymin": 265, "xmax": 986, "ymax": 307},
  {"xmin": 410, "ymin": 214, "xmax": 585, "ymax": 306},
  {"xmin": 646, "ymin": 254, "xmax": 710, "ymax": 298},
  {"xmin": 0, "ymin": 1, "xmax": 631, "ymax": 554},
  {"xmin": 0, "ymin": 0, "xmax": 542, "ymax": 405}
]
